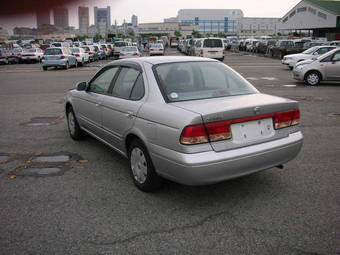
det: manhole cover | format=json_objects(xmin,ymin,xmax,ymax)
[
  {"xmin": 32, "ymin": 155, "xmax": 70, "ymax": 163},
  {"xmin": 0, "ymin": 155, "xmax": 9, "ymax": 163},
  {"xmin": 19, "ymin": 167, "xmax": 62, "ymax": 176},
  {"xmin": 21, "ymin": 116, "xmax": 64, "ymax": 126}
]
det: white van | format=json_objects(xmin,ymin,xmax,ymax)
[{"xmin": 195, "ymin": 38, "xmax": 224, "ymax": 61}]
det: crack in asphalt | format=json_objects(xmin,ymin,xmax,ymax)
[{"xmin": 85, "ymin": 210, "xmax": 235, "ymax": 246}]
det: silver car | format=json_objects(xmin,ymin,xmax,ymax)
[
  {"xmin": 42, "ymin": 47, "xmax": 77, "ymax": 71},
  {"xmin": 65, "ymin": 56, "xmax": 303, "ymax": 191},
  {"xmin": 293, "ymin": 48, "xmax": 340, "ymax": 85}
]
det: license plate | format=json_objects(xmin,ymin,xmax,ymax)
[{"xmin": 231, "ymin": 118, "xmax": 274, "ymax": 144}]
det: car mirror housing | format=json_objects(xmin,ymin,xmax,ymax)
[{"xmin": 76, "ymin": 82, "xmax": 87, "ymax": 91}]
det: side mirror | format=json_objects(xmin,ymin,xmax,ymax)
[
  {"xmin": 313, "ymin": 52, "xmax": 319, "ymax": 55},
  {"xmin": 76, "ymin": 81, "xmax": 87, "ymax": 91}
]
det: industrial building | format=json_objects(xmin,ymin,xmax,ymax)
[
  {"xmin": 177, "ymin": 9, "xmax": 243, "ymax": 34},
  {"xmin": 278, "ymin": 0, "xmax": 340, "ymax": 40}
]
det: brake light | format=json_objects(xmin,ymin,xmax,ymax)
[
  {"xmin": 74, "ymin": 54, "xmax": 80, "ymax": 57},
  {"xmin": 273, "ymin": 109, "xmax": 300, "ymax": 129},
  {"xmin": 180, "ymin": 124, "xmax": 208, "ymax": 145},
  {"xmin": 180, "ymin": 121, "xmax": 231, "ymax": 145},
  {"xmin": 60, "ymin": 56, "xmax": 65, "ymax": 59},
  {"xmin": 133, "ymin": 53, "xmax": 138, "ymax": 56}
]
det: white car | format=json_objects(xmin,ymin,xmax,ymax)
[
  {"xmin": 282, "ymin": 46, "xmax": 337, "ymax": 70},
  {"xmin": 71, "ymin": 47, "xmax": 89, "ymax": 66},
  {"xmin": 293, "ymin": 48, "xmax": 340, "ymax": 85},
  {"xmin": 119, "ymin": 46, "xmax": 141, "ymax": 59},
  {"xmin": 21, "ymin": 48, "xmax": 44, "ymax": 63},
  {"xmin": 149, "ymin": 43, "xmax": 164, "ymax": 56},
  {"xmin": 195, "ymin": 38, "xmax": 224, "ymax": 61}
]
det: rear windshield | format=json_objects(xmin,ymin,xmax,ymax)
[
  {"xmin": 122, "ymin": 46, "xmax": 138, "ymax": 52},
  {"xmin": 154, "ymin": 62, "xmax": 257, "ymax": 102},
  {"xmin": 115, "ymin": 42, "xmax": 128, "ymax": 47},
  {"xmin": 71, "ymin": 48, "xmax": 80, "ymax": 53},
  {"xmin": 45, "ymin": 48, "xmax": 62, "ymax": 55},
  {"xmin": 203, "ymin": 39, "xmax": 223, "ymax": 48}
]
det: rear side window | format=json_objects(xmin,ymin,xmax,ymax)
[
  {"xmin": 112, "ymin": 67, "xmax": 143, "ymax": 99},
  {"xmin": 203, "ymin": 39, "xmax": 223, "ymax": 48},
  {"xmin": 154, "ymin": 62, "xmax": 257, "ymax": 102},
  {"xmin": 44, "ymin": 48, "xmax": 62, "ymax": 55}
]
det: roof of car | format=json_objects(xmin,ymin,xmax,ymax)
[{"xmin": 109, "ymin": 56, "xmax": 218, "ymax": 65}]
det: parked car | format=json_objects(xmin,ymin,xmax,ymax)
[
  {"xmin": 293, "ymin": 48, "xmax": 340, "ymax": 85},
  {"xmin": 113, "ymin": 41, "xmax": 129, "ymax": 58},
  {"xmin": 70, "ymin": 47, "xmax": 89, "ymax": 66},
  {"xmin": 246, "ymin": 39, "xmax": 260, "ymax": 52},
  {"xmin": 93, "ymin": 45, "xmax": 106, "ymax": 60},
  {"xmin": 330, "ymin": 41, "xmax": 340, "ymax": 47},
  {"xmin": 254, "ymin": 40, "xmax": 277, "ymax": 54},
  {"xmin": 149, "ymin": 43, "xmax": 164, "ymax": 56},
  {"xmin": 21, "ymin": 48, "xmax": 44, "ymax": 63},
  {"xmin": 65, "ymin": 56, "xmax": 303, "ymax": 191},
  {"xmin": 195, "ymin": 38, "xmax": 224, "ymax": 61},
  {"xmin": 0, "ymin": 48, "xmax": 10, "ymax": 64},
  {"xmin": 119, "ymin": 46, "xmax": 141, "ymax": 59},
  {"xmin": 8, "ymin": 47, "xmax": 23, "ymax": 64},
  {"xmin": 282, "ymin": 46, "xmax": 337, "ymax": 70},
  {"xmin": 269, "ymin": 40, "xmax": 297, "ymax": 59},
  {"xmin": 42, "ymin": 47, "xmax": 77, "ymax": 70},
  {"xmin": 82, "ymin": 45, "xmax": 99, "ymax": 62}
]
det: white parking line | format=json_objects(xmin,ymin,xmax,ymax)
[
  {"xmin": 261, "ymin": 77, "xmax": 278, "ymax": 81},
  {"xmin": 246, "ymin": 77, "xmax": 259, "ymax": 80},
  {"xmin": 283, "ymin": 84, "xmax": 297, "ymax": 87}
]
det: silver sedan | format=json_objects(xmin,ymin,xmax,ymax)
[{"xmin": 65, "ymin": 56, "xmax": 303, "ymax": 192}]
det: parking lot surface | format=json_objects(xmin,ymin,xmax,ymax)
[{"xmin": 0, "ymin": 48, "xmax": 339, "ymax": 255}]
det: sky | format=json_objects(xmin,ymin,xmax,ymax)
[{"xmin": 0, "ymin": 0, "xmax": 300, "ymax": 31}]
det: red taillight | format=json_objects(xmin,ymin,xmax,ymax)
[
  {"xmin": 180, "ymin": 121, "xmax": 231, "ymax": 145},
  {"xmin": 180, "ymin": 124, "xmax": 208, "ymax": 145},
  {"xmin": 60, "ymin": 56, "xmax": 65, "ymax": 59},
  {"xmin": 133, "ymin": 53, "xmax": 138, "ymax": 56},
  {"xmin": 274, "ymin": 109, "xmax": 300, "ymax": 129},
  {"xmin": 74, "ymin": 54, "xmax": 80, "ymax": 57}
]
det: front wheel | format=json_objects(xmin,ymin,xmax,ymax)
[
  {"xmin": 67, "ymin": 106, "xmax": 83, "ymax": 140},
  {"xmin": 305, "ymin": 71, "xmax": 321, "ymax": 86},
  {"xmin": 128, "ymin": 140, "xmax": 163, "ymax": 192}
]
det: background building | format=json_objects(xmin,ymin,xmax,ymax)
[
  {"xmin": 94, "ymin": 6, "xmax": 111, "ymax": 36},
  {"xmin": 53, "ymin": 7, "xmax": 69, "ymax": 29},
  {"xmin": 36, "ymin": 10, "xmax": 51, "ymax": 29},
  {"xmin": 240, "ymin": 17, "xmax": 280, "ymax": 36},
  {"xmin": 278, "ymin": 0, "xmax": 340, "ymax": 40},
  {"xmin": 131, "ymin": 15, "xmax": 138, "ymax": 28},
  {"xmin": 177, "ymin": 9, "xmax": 244, "ymax": 34},
  {"xmin": 78, "ymin": 6, "xmax": 90, "ymax": 35}
]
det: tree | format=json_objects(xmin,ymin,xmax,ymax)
[
  {"xmin": 174, "ymin": 30, "xmax": 182, "ymax": 38},
  {"xmin": 93, "ymin": 33, "xmax": 103, "ymax": 42},
  {"xmin": 191, "ymin": 30, "xmax": 202, "ymax": 38}
]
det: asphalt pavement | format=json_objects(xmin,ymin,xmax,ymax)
[{"xmin": 0, "ymin": 48, "xmax": 339, "ymax": 255}]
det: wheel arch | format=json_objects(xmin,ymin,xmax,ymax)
[{"xmin": 304, "ymin": 69, "xmax": 323, "ymax": 81}]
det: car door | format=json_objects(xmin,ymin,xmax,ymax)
[
  {"xmin": 325, "ymin": 50, "xmax": 340, "ymax": 80},
  {"xmin": 101, "ymin": 65, "xmax": 146, "ymax": 152},
  {"xmin": 74, "ymin": 66, "xmax": 119, "ymax": 136}
]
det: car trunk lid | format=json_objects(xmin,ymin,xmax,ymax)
[{"xmin": 172, "ymin": 94, "xmax": 299, "ymax": 152}]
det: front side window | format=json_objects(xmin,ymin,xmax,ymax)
[
  {"xmin": 111, "ymin": 67, "xmax": 142, "ymax": 99},
  {"xmin": 89, "ymin": 67, "xmax": 119, "ymax": 94},
  {"xmin": 154, "ymin": 62, "xmax": 257, "ymax": 102}
]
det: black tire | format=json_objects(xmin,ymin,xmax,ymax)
[
  {"xmin": 81, "ymin": 59, "xmax": 84, "ymax": 66},
  {"xmin": 64, "ymin": 62, "xmax": 69, "ymax": 70},
  {"xmin": 280, "ymin": 51, "xmax": 285, "ymax": 59},
  {"xmin": 128, "ymin": 139, "xmax": 163, "ymax": 192},
  {"xmin": 289, "ymin": 66, "xmax": 293, "ymax": 70},
  {"xmin": 66, "ymin": 106, "xmax": 83, "ymax": 140},
  {"xmin": 42, "ymin": 66, "xmax": 47, "ymax": 71},
  {"xmin": 305, "ymin": 71, "xmax": 321, "ymax": 86}
]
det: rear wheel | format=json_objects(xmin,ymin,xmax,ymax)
[
  {"xmin": 128, "ymin": 139, "xmax": 163, "ymax": 192},
  {"xmin": 305, "ymin": 71, "xmax": 321, "ymax": 86},
  {"xmin": 42, "ymin": 66, "xmax": 47, "ymax": 71},
  {"xmin": 64, "ymin": 61, "xmax": 69, "ymax": 70}
]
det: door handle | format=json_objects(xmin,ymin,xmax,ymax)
[{"xmin": 125, "ymin": 111, "xmax": 134, "ymax": 119}]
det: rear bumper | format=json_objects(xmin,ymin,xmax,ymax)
[
  {"xmin": 42, "ymin": 59, "xmax": 67, "ymax": 67},
  {"xmin": 149, "ymin": 131, "xmax": 303, "ymax": 185}
]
